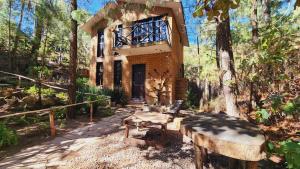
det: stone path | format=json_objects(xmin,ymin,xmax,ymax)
[{"xmin": 0, "ymin": 108, "xmax": 133, "ymax": 169}]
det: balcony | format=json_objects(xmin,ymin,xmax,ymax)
[{"xmin": 113, "ymin": 16, "xmax": 172, "ymax": 56}]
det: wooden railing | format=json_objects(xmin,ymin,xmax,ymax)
[
  {"xmin": 113, "ymin": 16, "xmax": 172, "ymax": 48},
  {"xmin": 0, "ymin": 98, "xmax": 110, "ymax": 137},
  {"xmin": 0, "ymin": 70, "xmax": 111, "ymax": 137}
]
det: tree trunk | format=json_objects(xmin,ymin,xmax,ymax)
[
  {"xmin": 251, "ymin": 0, "xmax": 259, "ymax": 44},
  {"xmin": 42, "ymin": 22, "xmax": 49, "ymax": 67},
  {"xmin": 8, "ymin": 0, "xmax": 12, "ymax": 72},
  {"xmin": 11, "ymin": 0, "xmax": 26, "ymax": 73},
  {"xmin": 67, "ymin": 0, "xmax": 78, "ymax": 119},
  {"xmin": 249, "ymin": 0, "xmax": 259, "ymax": 113},
  {"xmin": 216, "ymin": 16, "xmax": 240, "ymax": 117},
  {"xmin": 262, "ymin": 0, "xmax": 271, "ymax": 24},
  {"xmin": 31, "ymin": 5, "xmax": 44, "ymax": 65}
]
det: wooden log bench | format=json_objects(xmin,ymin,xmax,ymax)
[
  {"xmin": 180, "ymin": 113, "xmax": 266, "ymax": 169},
  {"xmin": 123, "ymin": 111, "xmax": 173, "ymax": 139}
]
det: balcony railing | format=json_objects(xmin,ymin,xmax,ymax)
[{"xmin": 113, "ymin": 16, "xmax": 171, "ymax": 48}]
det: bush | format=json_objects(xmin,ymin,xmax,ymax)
[
  {"xmin": 268, "ymin": 140, "xmax": 300, "ymax": 169},
  {"xmin": 25, "ymin": 85, "xmax": 55, "ymax": 97},
  {"xmin": 186, "ymin": 82, "xmax": 200, "ymax": 108},
  {"xmin": 0, "ymin": 123, "xmax": 18, "ymax": 148},
  {"xmin": 101, "ymin": 88, "xmax": 128, "ymax": 107}
]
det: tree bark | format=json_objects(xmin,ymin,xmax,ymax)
[
  {"xmin": 251, "ymin": 0, "xmax": 259, "ymax": 44},
  {"xmin": 67, "ymin": 0, "xmax": 78, "ymax": 119},
  {"xmin": 249, "ymin": 0, "xmax": 259, "ymax": 113},
  {"xmin": 216, "ymin": 16, "xmax": 240, "ymax": 117},
  {"xmin": 8, "ymin": 0, "xmax": 12, "ymax": 72},
  {"xmin": 262, "ymin": 0, "xmax": 271, "ymax": 24},
  {"xmin": 31, "ymin": 4, "xmax": 44, "ymax": 65},
  {"xmin": 11, "ymin": 0, "xmax": 26, "ymax": 73}
]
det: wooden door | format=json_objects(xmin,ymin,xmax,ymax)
[{"xmin": 132, "ymin": 64, "xmax": 145, "ymax": 99}]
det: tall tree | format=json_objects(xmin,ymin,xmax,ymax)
[
  {"xmin": 194, "ymin": 0, "xmax": 240, "ymax": 117},
  {"xmin": 11, "ymin": 0, "xmax": 26, "ymax": 72},
  {"xmin": 216, "ymin": 16, "xmax": 239, "ymax": 117},
  {"xmin": 251, "ymin": 0, "xmax": 259, "ymax": 44},
  {"xmin": 262, "ymin": 0, "xmax": 271, "ymax": 23},
  {"xmin": 8, "ymin": 0, "xmax": 12, "ymax": 71},
  {"xmin": 67, "ymin": 0, "xmax": 78, "ymax": 119}
]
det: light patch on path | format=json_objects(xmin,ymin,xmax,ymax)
[{"xmin": 0, "ymin": 108, "xmax": 195, "ymax": 169}]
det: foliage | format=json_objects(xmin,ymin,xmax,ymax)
[
  {"xmin": 0, "ymin": 123, "xmax": 18, "ymax": 148},
  {"xmin": 25, "ymin": 85, "xmax": 55, "ymax": 97},
  {"xmin": 255, "ymin": 109, "xmax": 270, "ymax": 123},
  {"xmin": 29, "ymin": 66, "xmax": 52, "ymax": 79},
  {"xmin": 55, "ymin": 92, "xmax": 68, "ymax": 102},
  {"xmin": 186, "ymin": 82, "xmax": 200, "ymax": 108},
  {"xmin": 102, "ymin": 88, "xmax": 128, "ymax": 107},
  {"xmin": 268, "ymin": 140, "xmax": 300, "ymax": 169},
  {"xmin": 193, "ymin": 0, "xmax": 240, "ymax": 20}
]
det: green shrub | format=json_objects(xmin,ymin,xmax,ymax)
[
  {"xmin": 186, "ymin": 82, "xmax": 200, "ymax": 108},
  {"xmin": 282, "ymin": 97, "xmax": 300, "ymax": 116},
  {"xmin": 268, "ymin": 140, "xmax": 300, "ymax": 169},
  {"xmin": 28, "ymin": 66, "xmax": 52, "ymax": 79},
  {"xmin": 0, "ymin": 123, "xmax": 18, "ymax": 148},
  {"xmin": 56, "ymin": 92, "xmax": 68, "ymax": 102},
  {"xmin": 25, "ymin": 85, "xmax": 55, "ymax": 97},
  {"xmin": 76, "ymin": 77, "xmax": 89, "ymax": 89},
  {"xmin": 256, "ymin": 109, "xmax": 270, "ymax": 123},
  {"xmin": 102, "ymin": 88, "xmax": 128, "ymax": 106}
]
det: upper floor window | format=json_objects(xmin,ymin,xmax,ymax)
[
  {"xmin": 113, "ymin": 15, "xmax": 169, "ymax": 47},
  {"xmin": 114, "ymin": 25, "xmax": 123, "ymax": 48},
  {"xmin": 97, "ymin": 31, "xmax": 104, "ymax": 58},
  {"xmin": 132, "ymin": 15, "xmax": 168, "ymax": 45}
]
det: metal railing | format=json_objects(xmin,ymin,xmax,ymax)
[{"xmin": 113, "ymin": 17, "xmax": 171, "ymax": 48}]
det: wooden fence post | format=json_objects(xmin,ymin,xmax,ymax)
[
  {"xmin": 17, "ymin": 76, "xmax": 21, "ymax": 88},
  {"xmin": 90, "ymin": 102, "xmax": 93, "ymax": 122},
  {"xmin": 49, "ymin": 110, "xmax": 56, "ymax": 137}
]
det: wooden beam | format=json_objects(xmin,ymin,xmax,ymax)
[
  {"xmin": 125, "ymin": 123, "xmax": 129, "ymax": 138},
  {"xmin": 49, "ymin": 111, "xmax": 56, "ymax": 137},
  {"xmin": 90, "ymin": 103, "xmax": 93, "ymax": 122}
]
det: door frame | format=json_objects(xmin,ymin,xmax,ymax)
[{"xmin": 131, "ymin": 64, "xmax": 146, "ymax": 99}]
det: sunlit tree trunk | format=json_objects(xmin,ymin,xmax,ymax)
[
  {"xmin": 262, "ymin": 0, "xmax": 271, "ymax": 24},
  {"xmin": 67, "ymin": 0, "xmax": 78, "ymax": 119},
  {"xmin": 249, "ymin": 0, "xmax": 259, "ymax": 113},
  {"xmin": 11, "ymin": 0, "xmax": 25, "ymax": 73},
  {"xmin": 8, "ymin": 0, "xmax": 12, "ymax": 72},
  {"xmin": 31, "ymin": 4, "xmax": 43, "ymax": 65},
  {"xmin": 216, "ymin": 16, "xmax": 240, "ymax": 117},
  {"xmin": 251, "ymin": 0, "xmax": 259, "ymax": 44}
]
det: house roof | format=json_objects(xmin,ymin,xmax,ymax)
[{"xmin": 80, "ymin": 0, "xmax": 189, "ymax": 46}]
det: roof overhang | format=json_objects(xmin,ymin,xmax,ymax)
[{"xmin": 80, "ymin": 0, "xmax": 189, "ymax": 46}]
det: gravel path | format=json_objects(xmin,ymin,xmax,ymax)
[{"xmin": 0, "ymin": 108, "xmax": 195, "ymax": 169}]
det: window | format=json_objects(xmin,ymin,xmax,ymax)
[
  {"xmin": 96, "ymin": 62, "xmax": 103, "ymax": 86},
  {"xmin": 131, "ymin": 15, "xmax": 168, "ymax": 45},
  {"xmin": 114, "ymin": 25, "xmax": 123, "ymax": 47},
  {"xmin": 97, "ymin": 31, "xmax": 104, "ymax": 58},
  {"xmin": 114, "ymin": 61, "xmax": 122, "ymax": 88}
]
